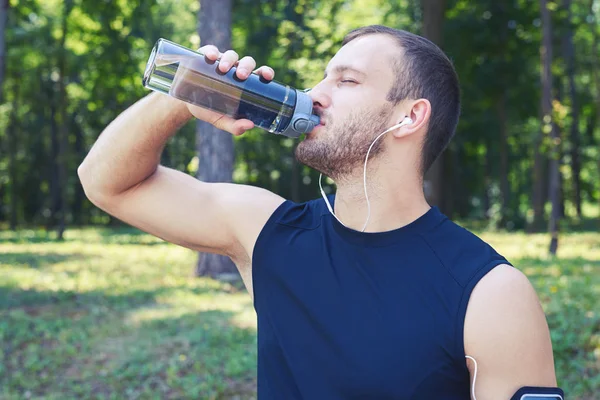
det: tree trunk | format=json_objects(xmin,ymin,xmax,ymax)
[
  {"xmin": 590, "ymin": 0, "xmax": 600, "ymax": 219},
  {"xmin": 482, "ymin": 142, "xmax": 491, "ymax": 219},
  {"xmin": 442, "ymin": 143, "xmax": 454, "ymax": 218},
  {"xmin": 555, "ymin": 80, "xmax": 566, "ymax": 219},
  {"xmin": 531, "ymin": 147, "xmax": 546, "ymax": 231},
  {"xmin": 421, "ymin": 0, "xmax": 449, "ymax": 214},
  {"xmin": 531, "ymin": 1, "xmax": 553, "ymax": 233},
  {"xmin": 0, "ymin": 0, "xmax": 7, "ymax": 101},
  {"xmin": 195, "ymin": 0, "xmax": 238, "ymax": 279},
  {"xmin": 72, "ymin": 111, "xmax": 85, "ymax": 225},
  {"xmin": 540, "ymin": 0, "xmax": 559, "ymax": 255},
  {"xmin": 7, "ymin": 74, "xmax": 20, "ymax": 230},
  {"xmin": 493, "ymin": 1, "xmax": 511, "ymax": 228},
  {"xmin": 48, "ymin": 79, "xmax": 61, "ymax": 231},
  {"xmin": 0, "ymin": 0, "xmax": 9, "ymax": 225},
  {"xmin": 55, "ymin": 0, "xmax": 74, "ymax": 240},
  {"xmin": 562, "ymin": 0, "xmax": 581, "ymax": 218},
  {"xmin": 497, "ymin": 91, "xmax": 510, "ymax": 227}
]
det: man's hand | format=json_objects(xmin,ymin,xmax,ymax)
[{"xmin": 185, "ymin": 45, "xmax": 276, "ymax": 136}]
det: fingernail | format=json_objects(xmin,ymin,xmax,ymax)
[
  {"xmin": 220, "ymin": 61, "xmax": 230, "ymax": 70},
  {"xmin": 237, "ymin": 68, "xmax": 248, "ymax": 77}
]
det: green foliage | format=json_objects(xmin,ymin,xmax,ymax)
[
  {"xmin": 0, "ymin": 228, "xmax": 598, "ymax": 398},
  {"xmin": 0, "ymin": 0, "xmax": 599, "ymax": 228}
]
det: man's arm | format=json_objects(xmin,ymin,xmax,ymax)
[
  {"xmin": 463, "ymin": 264, "xmax": 558, "ymax": 400},
  {"xmin": 78, "ymin": 47, "xmax": 284, "ymax": 293}
]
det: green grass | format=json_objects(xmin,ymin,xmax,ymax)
[
  {"xmin": 1, "ymin": 228, "xmax": 257, "ymax": 400},
  {"xmin": 1, "ymin": 227, "xmax": 599, "ymax": 399}
]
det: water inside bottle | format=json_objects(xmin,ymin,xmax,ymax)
[{"xmin": 158, "ymin": 54, "xmax": 295, "ymax": 133}]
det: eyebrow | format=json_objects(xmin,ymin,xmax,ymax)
[{"xmin": 323, "ymin": 65, "xmax": 367, "ymax": 79}]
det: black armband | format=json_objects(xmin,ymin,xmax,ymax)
[{"xmin": 510, "ymin": 386, "xmax": 564, "ymax": 400}]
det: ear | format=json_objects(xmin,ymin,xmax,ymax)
[{"xmin": 391, "ymin": 98, "xmax": 431, "ymax": 139}]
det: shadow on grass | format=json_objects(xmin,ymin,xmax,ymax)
[
  {"xmin": 0, "ymin": 227, "xmax": 168, "ymax": 246},
  {"xmin": 1, "ymin": 284, "xmax": 258, "ymax": 399},
  {"xmin": 0, "ymin": 251, "xmax": 87, "ymax": 269},
  {"xmin": 0, "ymin": 279, "xmax": 238, "ymax": 312},
  {"xmin": 0, "ymin": 229, "xmax": 60, "ymax": 244},
  {"xmin": 0, "ymin": 285, "xmax": 168, "ymax": 311},
  {"xmin": 94, "ymin": 227, "xmax": 169, "ymax": 246},
  {"xmin": 71, "ymin": 308, "xmax": 258, "ymax": 399}
]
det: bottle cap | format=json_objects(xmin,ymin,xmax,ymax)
[{"xmin": 279, "ymin": 90, "xmax": 320, "ymax": 138}]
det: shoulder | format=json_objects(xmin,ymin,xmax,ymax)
[
  {"xmin": 419, "ymin": 218, "xmax": 509, "ymax": 286},
  {"xmin": 464, "ymin": 264, "xmax": 557, "ymax": 396},
  {"xmin": 464, "ymin": 264, "xmax": 544, "ymax": 333},
  {"xmin": 464, "ymin": 264, "xmax": 545, "ymax": 333},
  {"xmin": 260, "ymin": 196, "xmax": 327, "ymax": 231},
  {"xmin": 251, "ymin": 196, "xmax": 326, "ymax": 260}
]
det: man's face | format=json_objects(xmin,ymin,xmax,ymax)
[{"xmin": 295, "ymin": 34, "xmax": 401, "ymax": 180}]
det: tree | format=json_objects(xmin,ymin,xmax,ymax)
[
  {"xmin": 0, "ymin": 0, "xmax": 8, "ymax": 225},
  {"xmin": 0, "ymin": 0, "xmax": 7, "ymax": 101},
  {"xmin": 493, "ymin": 1, "xmax": 511, "ymax": 228},
  {"xmin": 421, "ymin": 0, "xmax": 451, "ymax": 215},
  {"xmin": 540, "ymin": 0, "xmax": 560, "ymax": 254},
  {"xmin": 54, "ymin": 0, "xmax": 74, "ymax": 239},
  {"xmin": 532, "ymin": 4, "xmax": 550, "ymax": 232},
  {"xmin": 590, "ymin": 0, "xmax": 600, "ymax": 218},
  {"xmin": 195, "ymin": 0, "xmax": 239, "ymax": 279},
  {"xmin": 562, "ymin": 0, "xmax": 581, "ymax": 218}
]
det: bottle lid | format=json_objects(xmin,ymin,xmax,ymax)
[{"xmin": 279, "ymin": 90, "xmax": 320, "ymax": 138}]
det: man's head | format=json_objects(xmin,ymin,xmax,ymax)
[{"xmin": 295, "ymin": 25, "xmax": 460, "ymax": 182}]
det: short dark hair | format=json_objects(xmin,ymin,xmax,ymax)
[{"xmin": 342, "ymin": 25, "xmax": 460, "ymax": 174}]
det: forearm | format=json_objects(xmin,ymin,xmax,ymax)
[{"xmin": 78, "ymin": 92, "xmax": 192, "ymax": 197}]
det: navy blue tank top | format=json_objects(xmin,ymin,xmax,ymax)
[{"xmin": 252, "ymin": 196, "xmax": 511, "ymax": 399}]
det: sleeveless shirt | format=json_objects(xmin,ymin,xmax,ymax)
[{"xmin": 252, "ymin": 195, "xmax": 511, "ymax": 399}]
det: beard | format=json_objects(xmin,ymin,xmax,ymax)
[{"xmin": 295, "ymin": 104, "xmax": 394, "ymax": 181}]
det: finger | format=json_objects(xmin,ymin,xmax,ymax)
[
  {"xmin": 219, "ymin": 50, "xmax": 239, "ymax": 73},
  {"xmin": 235, "ymin": 56, "xmax": 257, "ymax": 79},
  {"xmin": 210, "ymin": 113, "xmax": 254, "ymax": 135},
  {"xmin": 231, "ymin": 119, "xmax": 255, "ymax": 136},
  {"xmin": 253, "ymin": 66, "xmax": 275, "ymax": 81},
  {"xmin": 198, "ymin": 45, "xmax": 221, "ymax": 61}
]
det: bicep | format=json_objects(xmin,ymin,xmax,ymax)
[
  {"xmin": 90, "ymin": 165, "xmax": 284, "ymax": 260},
  {"xmin": 464, "ymin": 264, "xmax": 557, "ymax": 400}
]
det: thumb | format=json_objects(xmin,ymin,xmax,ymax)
[{"xmin": 211, "ymin": 114, "xmax": 254, "ymax": 136}]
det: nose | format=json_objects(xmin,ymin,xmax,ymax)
[{"xmin": 306, "ymin": 81, "xmax": 331, "ymax": 111}]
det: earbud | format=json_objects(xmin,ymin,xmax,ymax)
[{"xmin": 385, "ymin": 117, "xmax": 413, "ymax": 132}]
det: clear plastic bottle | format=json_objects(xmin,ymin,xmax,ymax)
[{"xmin": 142, "ymin": 38, "xmax": 319, "ymax": 138}]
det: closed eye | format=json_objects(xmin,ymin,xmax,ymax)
[{"xmin": 341, "ymin": 79, "xmax": 358, "ymax": 84}]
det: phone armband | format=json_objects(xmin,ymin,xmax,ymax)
[{"xmin": 510, "ymin": 386, "xmax": 564, "ymax": 400}]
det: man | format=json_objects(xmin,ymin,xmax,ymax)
[{"xmin": 79, "ymin": 25, "xmax": 560, "ymax": 399}]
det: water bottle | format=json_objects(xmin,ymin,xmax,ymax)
[{"xmin": 142, "ymin": 38, "xmax": 320, "ymax": 138}]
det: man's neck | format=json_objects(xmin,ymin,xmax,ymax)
[{"xmin": 328, "ymin": 167, "xmax": 431, "ymax": 233}]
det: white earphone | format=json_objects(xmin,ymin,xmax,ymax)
[
  {"xmin": 319, "ymin": 116, "xmax": 414, "ymax": 232},
  {"xmin": 387, "ymin": 117, "xmax": 414, "ymax": 131}
]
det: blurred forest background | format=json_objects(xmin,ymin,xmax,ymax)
[
  {"xmin": 0, "ymin": 0, "xmax": 599, "ymax": 399},
  {"xmin": 1, "ymin": 0, "xmax": 599, "ymax": 238}
]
